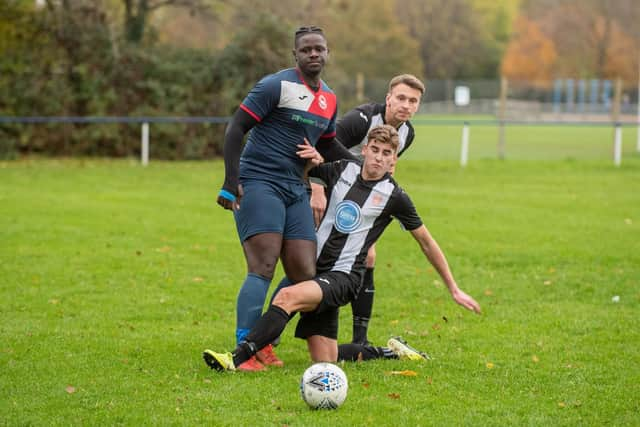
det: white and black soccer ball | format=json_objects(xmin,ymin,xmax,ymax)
[{"xmin": 300, "ymin": 362, "xmax": 348, "ymax": 409}]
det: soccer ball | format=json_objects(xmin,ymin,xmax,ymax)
[{"xmin": 300, "ymin": 362, "xmax": 348, "ymax": 409}]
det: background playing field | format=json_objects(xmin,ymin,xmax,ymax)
[
  {"xmin": 407, "ymin": 114, "xmax": 639, "ymax": 161},
  {"xmin": 1, "ymin": 128, "xmax": 639, "ymax": 425}
]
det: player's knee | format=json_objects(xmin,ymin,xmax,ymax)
[
  {"xmin": 247, "ymin": 257, "xmax": 278, "ymax": 278},
  {"xmin": 287, "ymin": 263, "xmax": 316, "ymax": 283},
  {"xmin": 272, "ymin": 286, "xmax": 300, "ymax": 311}
]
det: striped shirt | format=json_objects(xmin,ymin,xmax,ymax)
[{"xmin": 309, "ymin": 160, "xmax": 423, "ymax": 281}]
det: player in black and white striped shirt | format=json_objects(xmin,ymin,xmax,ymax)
[
  {"xmin": 204, "ymin": 125, "xmax": 481, "ymax": 370},
  {"xmin": 311, "ymin": 74, "xmax": 425, "ymax": 347}
]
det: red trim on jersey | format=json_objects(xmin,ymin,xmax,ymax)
[
  {"xmin": 308, "ymin": 92, "xmax": 336, "ymax": 119},
  {"xmin": 295, "ymin": 67, "xmax": 323, "ymax": 93},
  {"xmin": 240, "ymin": 104, "xmax": 261, "ymax": 122},
  {"xmin": 320, "ymin": 131, "xmax": 336, "ymax": 139},
  {"xmin": 294, "ymin": 68, "xmax": 336, "ymax": 119}
]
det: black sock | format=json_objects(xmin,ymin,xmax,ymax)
[
  {"xmin": 351, "ymin": 267, "xmax": 374, "ymax": 344},
  {"xmin": 337, "ymin": 343, "xmax": 396, "ymax": 361},
  {"xmin": 232, "ymin": 305, "xmax": 290, "ymax": 366}
]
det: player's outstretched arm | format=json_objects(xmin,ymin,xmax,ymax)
[{"xmin": 409, "ymin": 225, "xmax": 481, "ymax": 314}]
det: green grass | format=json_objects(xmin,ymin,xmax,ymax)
[
  {"xmin": 1, "ymin": 154, "xmax": 639, "ymax": 426},
  {"xmin": 408, "ymin": 114, "xmax": 640, "ymax": 161}
]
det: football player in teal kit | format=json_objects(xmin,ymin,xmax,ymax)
[{"xmin": 216, "ymin": 26, "xmax": 355, "ymax": 371}]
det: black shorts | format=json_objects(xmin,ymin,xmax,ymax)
[{"xmin": 294, "ymin": 270, "xmax": 361, "ymax": 340}]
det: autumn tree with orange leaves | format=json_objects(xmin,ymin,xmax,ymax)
[{"xmin": 501, "ymin": 16, "xmax": 557, "ymax": 82}]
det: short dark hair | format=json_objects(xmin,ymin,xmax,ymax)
[
  {"xmin": 294, "ymin": 26, "xmax": 325, "ymax": 46},
  {"xmin": 367, "ymin": 125, "xmax": 399, "ymax": 152}
]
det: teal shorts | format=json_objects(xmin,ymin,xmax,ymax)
[{"xmin": 233, "ymin": 179, "xmax": 316, "ymax": 242}]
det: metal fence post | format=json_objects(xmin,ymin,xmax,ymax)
[
  {"xmin": 141, "ymin": 122, "xmax": 149, "ymax": 166},
  {"xmin": 613, "ymin": 123, "xmax": 622, "ymax": 167},
  {"xmin": 461, "ymin": 122, "xmax": 469, "ymax": 167},
  {"xmin": 498, "ymin": 77, "xmax": 507, "ymax": 160}
]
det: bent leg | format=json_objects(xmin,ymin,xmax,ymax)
[
  {"xmin": 271, "ymin": 280, "xmax": 323, "ymax": 313},
  {"xmin": 232, "ymin": 280, "xmax": 323, "ymax": 366},
  {"xmin": 307, "ymin": 335, "xmax": 338, "ymax": 362},
  {"xmin": 337, "ymin": 343, "xmax": 396, "ymax": 361}
]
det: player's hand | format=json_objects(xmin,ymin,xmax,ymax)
[
  {"xmin": 217, "ymin": 184, "xmax": 243, "ymax": 211},
  {"xmin": 297, "ymin": 138, "xmax": 324, "ymax": 169},
  {"xmin": 451, "ymin": 288, "xmax": 481, "ymax": 314},
  {"xmin": 310, "ymin": 182, "xmax": 327, "ymax": 228}
]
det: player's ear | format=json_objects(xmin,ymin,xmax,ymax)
[{"xmin": 385, "ymin": 92, "xmax": 391, "ymax": 108}]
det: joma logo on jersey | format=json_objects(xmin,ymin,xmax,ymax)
[{"xmin": 335, "ymin": 200, "xmax": 361, "ymax": 233}]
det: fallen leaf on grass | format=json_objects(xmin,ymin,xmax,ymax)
[
  {"xmin": 387, "ymin": 393, "xmax": 401, "ymax": 399},
  {"xmin": 484, "ymin": 289, "xmax": 493, "ymax": 296},
  {"xmin": 532, "ymin": 355, "xmax": 539, "ymax": 363},
  {"xmin": 543, "ymin": 280, "xmax": 552, "ymax": 286},
  {"xmin": 388, "ymin": 370, "xmax": 418, "ymax": 377},
  {"xmin": 558, "ymin": 402, "xmax": 566, "ymax": 408},
  {"xmin": 49, "ymin": 299, "xmax": 60, "ymax": 305},
  {"xmin": 192, "ymin": 277, "xmax": 204, "ymax": 282},
  {"xmin": 156, "ymin": 246, "xmax": 172, "ymax": 253},
  {"xmin": 426, "ymin": 377, "xmax": 433, "ymax": 384},
  {"xmin": 362, "ymin": 383, "xmax": 370, "ymax": 388},
  {"xmin": 486, "ymin": 362, "xmax": 494, "ymax": 369},
  {"xmin": 65, "ymin": 385, "xmax": 76, "ymax": 394}
]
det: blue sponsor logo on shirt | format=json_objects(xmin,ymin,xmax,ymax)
[{"xmin": 335, "ymin": 200, "xmax": 361, "ymax": 233}]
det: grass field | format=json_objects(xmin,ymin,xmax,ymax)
[
  {"xmin": 1, "ymin": 149, "xmax": 639, "ymax": 424},
  {"xmin": 408, "ymin": 115, "xmax": 639, "ymax": 161}
]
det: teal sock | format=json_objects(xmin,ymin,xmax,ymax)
[{"xmin": 236, "ymin": 273, "xmax": 271, "ymax": 345}]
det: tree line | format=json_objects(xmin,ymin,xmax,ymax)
[{"xmin": 0, "ymin": 0, "xmax": 638, "ymax": 159}]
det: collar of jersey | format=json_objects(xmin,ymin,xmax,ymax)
[{"xmin": 295, "ymin": 67, "xmax": 323, "ymax": 93}]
